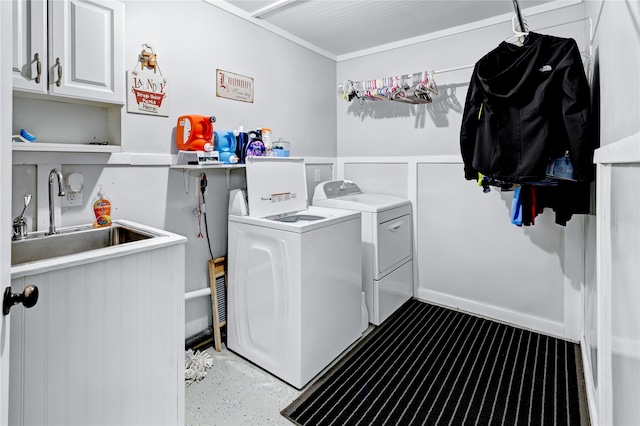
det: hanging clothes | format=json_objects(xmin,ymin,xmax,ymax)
[
  {"xmin": 460, "ymin": 32, "xmax": 594, "ymax": 225},
  {"xmin": 460, "ymin": 32, "xmax": 593, "ymax": 182},
  {"xmin": 511, "ymin": 186, "xmax": 523, "ymax": 226}
]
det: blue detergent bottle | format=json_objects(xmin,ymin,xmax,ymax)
[{"xmin": 214, "ymin": 130, "xmax": 236, "ymax": 164}]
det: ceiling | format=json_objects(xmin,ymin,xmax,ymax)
[{"xmin": 218, "ymin": 0, "xmax": 560, "ymax": 58}]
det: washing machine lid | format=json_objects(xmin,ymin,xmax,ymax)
[
  {"xmin": 313, "ymin": 192, "xmax": 411, "ymax": 213},
  {"xmin": 246, "ymin": 157, "xmax": 308, "ymax": 218},
  {"xmin": 229, "ymin": 205, "xmax": 360, "ymax": 233},
  {"xmin": 313, "ymin": 180, "xmax": 411, "ymax": 212}
]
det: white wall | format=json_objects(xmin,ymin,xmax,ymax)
[
  {"xmin": 121, "ymin": 1, "xmax": 337, "ymax": 157},
  {"xmin": 585, "ymin": 0, "xmax": 640, "ymax": 149},
  {"xmin": 10, "ymin": 0, "xmax": 338, "ymax": 339},
  {"xmin": 336, "ymin": 4, "xmax": 590, "ymax": 340}
]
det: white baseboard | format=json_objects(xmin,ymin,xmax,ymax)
[{"xmin": 416, "ymin": 287, "xmax": 569, "ymax": 340}]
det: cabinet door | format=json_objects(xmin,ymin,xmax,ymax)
[
  {"xmin": 12, "ymin": 0, "xmax": 47, "ymax": 94},
  {"xmin": 49, "ymin": 0, "xmax": 124, "ymax": 104},
  {"xmin": 9, "ymin": 246, "xmax": 185, "ymax": 425}
]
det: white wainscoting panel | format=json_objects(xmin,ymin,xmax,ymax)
[
  {"xmin": 416, "ymin": 162, "xmax": 570, "ymax": 338},
  {"xmin": 344, "ymin": 162, "xmax": 409, "ymax": 198}
]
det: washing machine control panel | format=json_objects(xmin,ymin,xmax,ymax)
[{"xmin": 320, "ymin": 180, "xmax": 362, "ymax": 199}]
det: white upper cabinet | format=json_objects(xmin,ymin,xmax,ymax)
[
  {"xmin": 12, "ymin": 0, "xmax": 47, "ymax": 93},
  {"xmin": 12, "ymin": 0, "xmax": 124, "ymax": 105}
]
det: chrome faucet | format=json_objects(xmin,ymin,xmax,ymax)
[
  {"xmin": 46, "ymin": 169, "xmax": 66, "ymax": 235},
  {"xmin": 12, "ymin": 194, "xmax": 32, "ymax": 240}
]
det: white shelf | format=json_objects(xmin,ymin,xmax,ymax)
[
  {"xmin": 12, "ymin": 142, "xmax": 121, "ymax": 153},
  {"xmin": 170, "ymin": 163, "xmax": 245, "ymax": 192},
  {"xmin": 169, "ymin": 164, "xmax": 245, "ymax": 170}
]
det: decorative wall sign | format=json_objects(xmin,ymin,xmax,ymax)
[
  {"xmin": 216, "ymin": 69, "xmax": 254, "ymax": 103},
  {"xmin": 127, "ymin": 70, "xmax": 170, "ymax": 116}
]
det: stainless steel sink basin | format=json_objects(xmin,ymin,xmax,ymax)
[{"xmin": 11, "ymin": 224, "xmax": 162, "ymax": 266}]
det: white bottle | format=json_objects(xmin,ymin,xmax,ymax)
[{"xmin": 261, "ymin": 127, "xmax": 272, "ymax": 156}]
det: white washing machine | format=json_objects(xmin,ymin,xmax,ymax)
[
  {"xmin": 227, "ymin": 158, "xmax": 362, "ymax": 389},
  {"xmin": 313, "ymin": 180, "xmax": 413, "ymax": 326}
]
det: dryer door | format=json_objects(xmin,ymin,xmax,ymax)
[{"xmin": 377, "ymin": 213, "xmax": 412, "ymax": 275}]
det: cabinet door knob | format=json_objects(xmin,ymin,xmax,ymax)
[
  {"xmin": 3, "ymin": 285, "xmax": 39, "ymax": 315},
  {"xmin": 55, "ymin": 57, "xmax": 62, "ymax": 87},
  {"xmin": 34, "ymin": 53, "xmax": 41, "ymax": 84}
]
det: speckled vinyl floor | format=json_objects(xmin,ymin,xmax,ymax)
[{"xmin": 185, "ymin": 344, "xmax": 301, "ymax": 425}]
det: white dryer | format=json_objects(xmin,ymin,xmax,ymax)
[
  {"xmin": 313, "ymin": 180, "xmax": 413, "ymax": 326},
  {"xmin": 227, "ymin": 158, "xmax": 362, "ymax": 389}
]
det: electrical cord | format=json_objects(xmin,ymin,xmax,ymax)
[
  {"xmin": 200, "ymin": 173, "xmax": 215, "ymax": 260},
  {"xmin": 196, "ymin": 196, "xmax": 204, "ymax": 238}
]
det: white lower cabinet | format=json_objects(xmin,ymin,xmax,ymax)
[{"xmin": 9, "ymin": 244, "xmax": 185, "ymax": 426}]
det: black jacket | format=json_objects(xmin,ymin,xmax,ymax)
[{"xmin": 460, "ymin": 32, "xmax": 593, "ymax": 183}]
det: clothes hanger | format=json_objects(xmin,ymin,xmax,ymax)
[
  {"xmin": 351, "ymin": 81, "xmax": 364, "ymax": 101},
  {"xmin": 380, "ymin": 77, "xmax": 395, "ymax": 100},
  {"xmin": 392, "ymin": 73, "xmax": 427, "ymax": 104},
  {"xmin": 373, "ymin": 78, "xmax": 388, "ymax": 100},
  {"xmin": 363, "ymin": 80, "xmax": 379, "ymax": 101},
  {"xmin": 426, "ymin": 70, "xmax": 438, "ymax": 95},
  {"xmin": 412, "ymin": 72, "xmax": 432, "ymax": 103},
  {"xmin": 388, "ymin": 73, "xmax": 432, "ymax": 104},
  {"xmin": 337, "ymin": 82, "xmax": 348, "ymax": 100},
  {"xmin": 505, "ymin": 14, "xmax": 529, "ymax": 46},
  {"xmin": 512, "ymin": 0, "xmax": 527, "ymax": 34},
  {"xmin": 342, "ymin": 72, "xmax": 439, "ymax": 104},
  {"xmin": 390, "ymin": 75, "xmax": 413, "ymax": 103}
]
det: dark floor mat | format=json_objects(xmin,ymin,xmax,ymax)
[{"xmin": 282, "ymin": 299, "xmax": 588, "ymax": 426}]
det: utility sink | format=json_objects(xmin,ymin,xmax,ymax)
[
  {"xmin": 9, "ymin": 219, "xmax": 187, "ymax": 425},
  {"xmin": 11, "ymin": 223, "xmax": 163, "ymax": 266}
]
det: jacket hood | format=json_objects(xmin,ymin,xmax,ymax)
[{"xmin": 476, "ymin": 32, "xmax": 546, "ymax": 101}]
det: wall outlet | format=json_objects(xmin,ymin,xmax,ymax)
[
  {"xmin": 62, "ymin": 172, "xmax": 84, "ymax": 208},
  {"xmin": 62, "ymin": 191, "xmax": 82, "ymax": 208},
  {"xmin": 314, "ymin": 169, "xmax": 321, "ymax": 183}
]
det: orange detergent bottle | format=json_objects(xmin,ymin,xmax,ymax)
[
  {"xmin": 176, "ymin": 115, "xmax": 216, "ymax": 151},
  {"xmin": 92, "ymin": 188, "xmax": 112, "ymax": 228}
]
